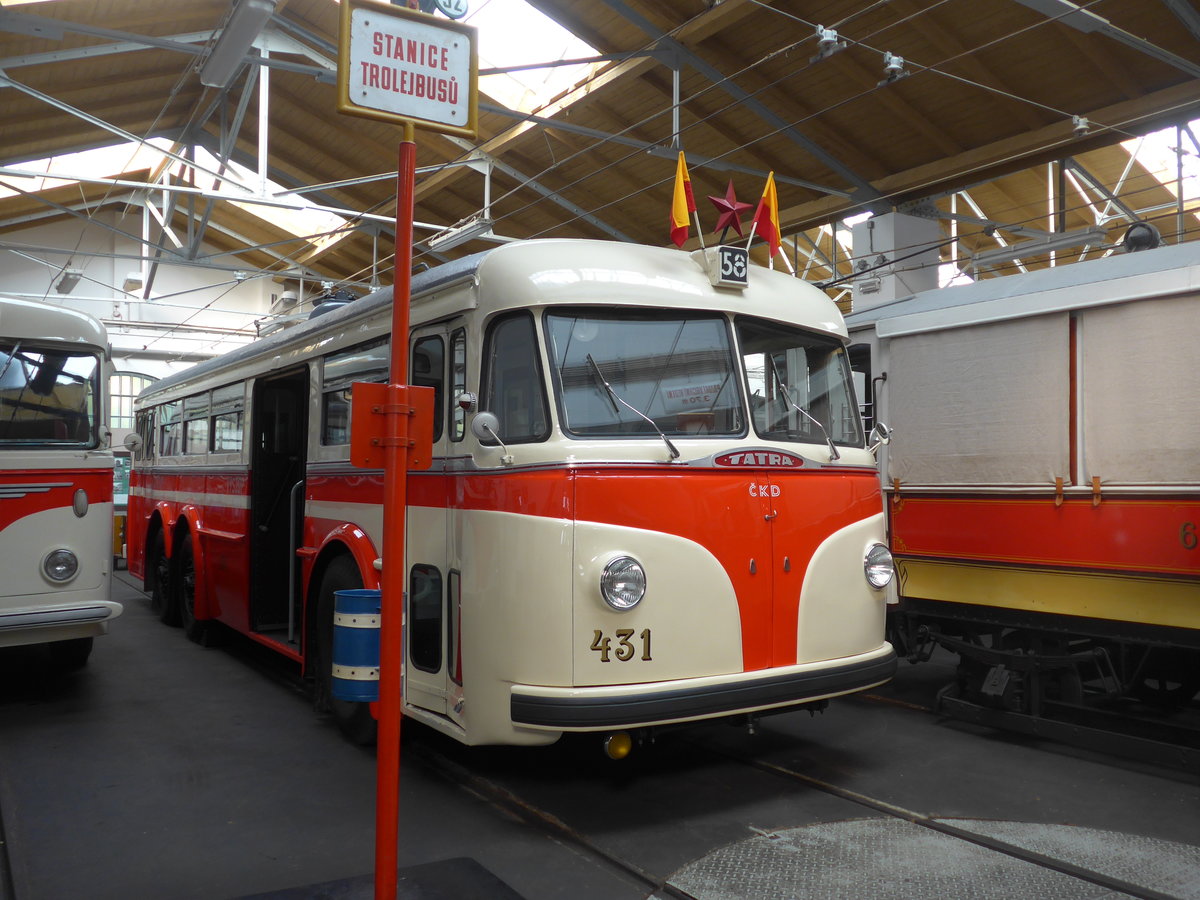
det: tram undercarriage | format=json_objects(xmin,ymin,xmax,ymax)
[{"xmin": 888, "ymin": 603, "xmax": 1200, "ymax": 770}]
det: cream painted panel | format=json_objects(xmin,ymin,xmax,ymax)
[
  {"xmin": 796, "ymin": 513, "xmax": 890, "ymax": 664},
  {"xmin": 572, "ymin": 521, "xmax": 742, "ymax": 686}
]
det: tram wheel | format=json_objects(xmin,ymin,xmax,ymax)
[
  {"xmin": 314, "ymin": 554, "xmax": 378, "ymax": 746},
  {"xmin": 176, "ymin": 535, "xmax": 218, "ymax": 646},
  {"xmin": 1133, "ymin": 649, "xmax": 1200, "ymax": 709},
  {"xmin": 149, "ymin": 530, "xmax": 180, "ymax": 626}
]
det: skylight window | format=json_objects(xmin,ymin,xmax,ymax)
[{"xmin": 464, "ymin": 0, "xmax": 602, "ymax": 113}]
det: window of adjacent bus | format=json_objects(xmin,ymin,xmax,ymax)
[
  {"xmin": 0, "ymin": 343, "xmax": 101, "ymax": 446},
  {"xmin": 450, "ymin": 329, "xmax": 466, "ymax": 442},
  {"xmin": 411, "ymin": 336, "xmax": 444, "ymax": 443},
  {"xmin": 321, "ymin": 339, "xmax": 389, "ymax": 445},
  {"xmin": 480, "ymin": 314, "xmax": 549, "ymax": 443},
  {"xmin": 134, "ymin": 409, "xmax": 154, "ymax": 460},
  {"xmin": 159, "ymin": 402, "xmax": 181, "ymax": 456},
  {"xmin": 409, "ymin": 564, "xmax": 442, "ymax": 673},
  {"xmin": 211, "ymin": 384, "xmax": 244, "ymax": 453},
  {"xmin": 183, "ymin": 393, "xmax": 209, "ymax": 455},
  {"xmin": 738, "ymin": 318, "xmax": 864, "ymax": 447},
  {"xmin": 546, "ymin": 310, "xmax": 744, "ymax": 437}
]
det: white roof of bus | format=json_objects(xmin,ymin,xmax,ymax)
[
  {"xmin": 845, "ymin": 240, "xmax": 1200, "ymax": 338},
  {"xmin": 0, "ymin": 296, "xmax": 108, "ymax": 349},
  {"xmin": 140, "ymin": 240, "xmax": 847, "ymax": 403}
]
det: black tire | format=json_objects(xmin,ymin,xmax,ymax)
[
  {"xmin": 176, "ymin": 534, "xmax": 219, "ymax": 646},
  {"xmin": 312, "ymin": 555, "xmax": 377, "ymax": 745},
  {"xmin": 46, "ymin": 637, "xmax": 93, "ymax": 670},
  {"xmin": 148, "ymin": 530, "xmax": 180, "ymax": 626}
]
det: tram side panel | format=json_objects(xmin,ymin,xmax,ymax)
[{"xmin": 865, "ymin": 278, "xmax": 1200, "ymax": 707}]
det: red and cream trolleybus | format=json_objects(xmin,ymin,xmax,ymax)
[
  {"xmin": 0, "ymin": 296, "xmax": 119, "ymax": 669},
  {"xmin": 126, "ymin": 239, "xmax": 897, "ymax": 748}
]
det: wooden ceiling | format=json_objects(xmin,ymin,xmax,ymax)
[{"xmin": 1, "ymin": 0, "xmax": 1198, "ymax": 301}]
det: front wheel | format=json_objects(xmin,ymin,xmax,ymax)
[
  {"xmin": 312, "ymin": 555, "xmax": 377, "ymax": 745},
  {"xmin": 46, "ymin": 637, "xmax": 93, "ymax": 670}
]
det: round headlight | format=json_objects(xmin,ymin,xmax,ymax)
[
  {"xmin": 44, "ymin": 549, "xmax": 79, "ymax": 583},
  {"xmin": 600, "ymin": 556, "xmax": 646, "ymax": 610},
  {"xmin": 865, "ymin": 543, "xmax": 894, "ymax": 589}
]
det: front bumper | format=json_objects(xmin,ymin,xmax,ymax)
[{"xmin": 510, "ymin": 643, "xmax": 897, "ymax": 730}]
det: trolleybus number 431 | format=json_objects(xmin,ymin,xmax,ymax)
[{"xmin": 591, "ymin": 628, "xmax": 653, "ymax": 662}]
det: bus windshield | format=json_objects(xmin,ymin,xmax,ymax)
[
  {"xmin": 546, "ymin": 309, "xmax": 745, "ymax": 437},
  {"xmin": 0, "ymin": 342, "xmax": 101, "ymax": 446},
  {"xmin": 738, "ymin": 318, "xmax": 864, "ymax": 448}
]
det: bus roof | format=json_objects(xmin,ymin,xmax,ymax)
[
  {"xmin": 138, "ymin": 239, "xmax": 846, "ymax": 403},
  {"xmin": 0, "ymin": 296, "xmax": 108, "ymax": 349}
]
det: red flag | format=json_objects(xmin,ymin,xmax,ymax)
[
  {"xmin": 670, "ymin": 151, "xmax": 696, "ymax": 248},
  {"xmin": 751, "ymin": 171, "xmax": 781, "ymax": 256}
]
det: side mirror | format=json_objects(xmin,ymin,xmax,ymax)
[
  {"xmin": 868, "ymin": 422, "xmax": 892, "ymax": 454},
  {"xmin": 470, "ymin": 411, "xmax": 501, "ymax": 444},
  {"xmin": 123, "ymin": 432, "xmax": 143, "ymax": 453},
  {"xmin": 470, "ymin": 412, "xmax": 513, "ymax": 466},
  {"xmin": 456, "ymin": 391, "xmax": 477, "ymax": 413}
]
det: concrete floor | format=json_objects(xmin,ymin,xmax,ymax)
[{"xmin": 2, "ymin": 573, "xmax": 1198, "ymax": 900}]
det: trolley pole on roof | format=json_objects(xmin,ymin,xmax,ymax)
[{"xmin": 337, "ymin": 4, "xmax": 478, "ymax": 898}]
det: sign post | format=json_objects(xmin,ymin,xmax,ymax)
[{"xmin": 337, "ymin": 4, "xmax": 477, "ymax": 898}]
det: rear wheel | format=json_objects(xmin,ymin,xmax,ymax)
[
  {"xmin": 176, "ymin": 534, "xmax": 218, "ymax": 646},
  {"xmin": 148, "ymin": 530, "xmax": 179, "ymax": 626},
  {"xmin": 313, "ymin": 555, "xmax": 377, "ymax": 745}
]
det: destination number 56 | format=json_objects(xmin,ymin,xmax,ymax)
[{"xmin": 590, "ymin": 628, "xmax": 652, "ymax": 662}]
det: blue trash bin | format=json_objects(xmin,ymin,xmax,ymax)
[{"xmin": 331, "ymin": 588, "xmax": 382, "ymax": 702}]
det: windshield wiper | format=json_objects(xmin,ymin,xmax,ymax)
[
  {"xmin": 586, "ymin": 353, "xmax": 680, "ymax": 460},
  {"xmin": 767, "ymin": 354, "xmax": 841, "ymax": 461}
]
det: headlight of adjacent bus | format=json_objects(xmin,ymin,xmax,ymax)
[
  {"xmin": 864, "ymin": 543, "xmax": 895, "ymax": 589},
  {"xmin": 43, "ymin": 549, "xmax": 80, "ymax": 583},
  {"xmin": 600, "ymin": 556, "xmax": 646, "ymax": 610}
]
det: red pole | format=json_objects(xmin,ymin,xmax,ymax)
[{"xmin": 376, "ymin": 126, "xmax": 416, "ymax": 900}]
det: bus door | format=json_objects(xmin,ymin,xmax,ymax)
[
  {"xmin": 403, "ymin": 325, "xmax": 463, "ymax": 720},
  {"xmin": 249, "ymin": 366, "xmax": 309, "ymax": 645}
]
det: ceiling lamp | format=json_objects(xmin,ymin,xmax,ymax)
[
  {"xmin": 199, "ymin": 0, "xmax": 277, "ymax": 89},
  {"xmin": 54, "ymin": 268, "xmax": 82, "ymax": 294}
]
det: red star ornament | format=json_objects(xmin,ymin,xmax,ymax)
[{"xmin": 708, "ymin": 180, "xmax": 753, "ymax": 239}]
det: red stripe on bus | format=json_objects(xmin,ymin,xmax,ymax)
[{"xmin": 0, "ymin": 470, "xmax": 112, "ymax": 531}]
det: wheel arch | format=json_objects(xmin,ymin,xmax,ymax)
[
  {"xmin": 302, "ymin": 533, "xmax": 377, "ymax": 677},
  {"xmin": 169, "ymin": 509, "xmax": 212, "ymax": 621}
]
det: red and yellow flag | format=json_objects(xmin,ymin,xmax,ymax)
[
  {"xmin": 751, "ymin": 171, "xmax": 781, "ymax": 256},
  {"xmin": 670, "ymin": 151, "xmax": 696, "ymax": 248}
]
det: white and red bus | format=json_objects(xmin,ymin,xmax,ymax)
[
  {"xmin": 127, "ymin": 240, "xmax": 896, "ymax": 748},
  {"xmin": 0, "ymin": 296, "xmax": 119, "ymax": 669}
]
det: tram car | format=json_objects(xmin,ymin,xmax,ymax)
[
  {"xmin": 846, "ymin": 238, "xmax": 1200, "ymax": 740},
  {"xmin": 126, "ymin": 239, "xmax": 897, "ymax": 748}
]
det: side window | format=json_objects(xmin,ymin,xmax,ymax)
[
  {"xmin": 450, "ymin": 329, "xmax": 466, "ymax": 442},
  {"xmin": 159, "ymin": 401, "xmax": 180, "ymax": 456},
  {"xmin": 183, "ymin": 393, "xmax": 210, "ymax": 455},
  {"xmin": 411, "ymin": 335, "xmax": 444, "ymax": 443},
  {"xmin": 211, "ymin": 384, "xmax": 244, "ymax": 453},
  {"xmin": 408, "ymin": 564, "xmax": 443, "ymax": 674},
  {"xmin": 134, "ymin": 409, "xmax": 155, "ymax": 461},
  {"xmin": 321, "ymin": 339, "xmax": 389, "ymax": 446},
  {"xmin": 480, "ymin": 313, "xmax": 549, "ymax": 443}
]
